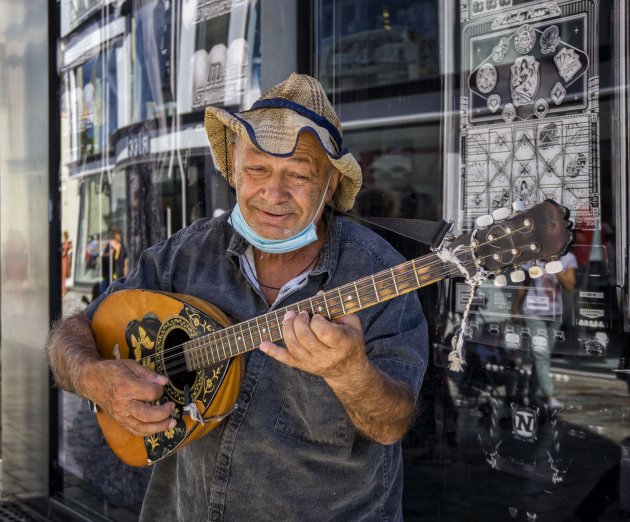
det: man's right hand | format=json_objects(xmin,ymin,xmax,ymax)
[{"xmin": 78, "ymin": 359, "xmax": 176, "ymax": 437}]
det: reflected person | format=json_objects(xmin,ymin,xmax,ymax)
[{"xmin": 514, "ymin": 251, "xmax": 577, "ymax": 410}]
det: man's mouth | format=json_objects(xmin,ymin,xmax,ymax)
[{"xmin": 256, "ymin": 208, "xmax": 292, "ymax": 223}]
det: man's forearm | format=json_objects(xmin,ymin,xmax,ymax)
[
  {"xmin": 325, "ymin": 359, "xmax": 416, "ymax": 445},
  {"xmin": 46, "ymin": 313, "xmax": 100, "ymax": 396}
]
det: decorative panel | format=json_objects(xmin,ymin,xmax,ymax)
[{"xmin": 460, "ymin": 0, "xmax": 600, "ymax": 231}]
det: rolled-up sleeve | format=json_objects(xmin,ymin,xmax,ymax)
[{"xmin": 363, "ymin": 290, "xmax": 428, "ymax": 398}]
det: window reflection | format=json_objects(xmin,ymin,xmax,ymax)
[
  {"xmin": 63, "ymin": 45, "xmax": 119, "ymax": 162},
  {"xmin": 52, "ymin": 0, "xmax": 630, "ymax": 519},
  {"xmin": 317, "ymin": 0, "xmax": 440, "ymax": 95},
  {"xmin": 131, "ymin": 0, "xmax": 173, "ymax": 124}
]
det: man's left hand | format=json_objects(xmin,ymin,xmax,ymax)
[{"xmin": 259, "ymin": 311, "xmax": 368, "ymax": 379}]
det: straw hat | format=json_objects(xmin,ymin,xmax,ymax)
[{"xmin": 204, "ymin": 73, "xmax": 362, "ymax": 211}]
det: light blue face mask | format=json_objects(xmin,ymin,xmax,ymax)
[{"xmin": 228, "ymin": 173, "xmax": 331, "ymax": 254}]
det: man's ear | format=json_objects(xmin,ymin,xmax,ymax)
[
  {"xmin": 326, "ymin": 168, "xmax": 341, "ymax": 204},
  {"xmin": 228, "ymin": 140, "xmax": 237, "ymax": 186}
]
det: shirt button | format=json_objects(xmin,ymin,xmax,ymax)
[
  {"xmin": 239, "ymin": 391, "xmax": 251, "ymax": 403},
  {"xmin": 219, "ymin": 455, "xmax": 229, "ymax": 465},
  {"xmin": 211, "ymin": 511, "xmax": 221, "ymax": 521}
]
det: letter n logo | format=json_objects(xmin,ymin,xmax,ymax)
[{"xmin": 512, "ymin": 406, "xmax": 538, "ymax": 441}]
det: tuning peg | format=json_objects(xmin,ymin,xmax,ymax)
[
  {"xmin": 492, "ymin": 207, "xmax": 511, "ymax": 221},
  {"xmin": 512, "ymin": 200, "xmax": 525, "ymax": 213},
  {"xmin": 476, "ymin": 214, "xmax": 494, "ymax": 228},
  {"xmin": 528, "ymin": 266, "xmax": 544, "ymax": 279},
  {"xmin": 510, "ymin": 269, "xmax": 526, "ymax": 283},
  {"xmin": 494, "ymin": 274, "xmax": 507, "ymax": 287},
  {"xmin": 545, "ymin": 260, "xmax": 563, "ymax": 274}
]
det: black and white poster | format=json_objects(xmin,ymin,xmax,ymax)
[{"xmin": 460, "ymin": 0, "xmax": 600, "ymax": 231}]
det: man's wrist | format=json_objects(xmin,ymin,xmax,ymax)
[
  {"xmin": 324, "ymin": 353, "xmax": 372, "ymax": 390},
  {"xmin": 72, "ymin": 358, "xmax": 101, "ymax": 401}
]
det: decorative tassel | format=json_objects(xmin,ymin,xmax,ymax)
[
  {"xmin": 448, "ymin": 343, "xmax": 465, "ymax": 372},
  {"xmin": 437, "ymin": 232, "xmax": 488, "ymax": 373}
]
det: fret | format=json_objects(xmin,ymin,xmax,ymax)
[
  {"xmin": 391, "ymin": 268, "xmax": 399, "ymax": 295},
  {"xmin": 193, "ymin": 345, "xmax": 201, "ymax": 369},
  {"xmin": 274, "ymin": 310, "xmax": 282, "ymax": 341},
  {"xmin": 412, "ymin": 259, "xmax": 421, "ymax": 288},
  {"xmin": 238, "ymin": 323, "xmax": 246, "ymax": 352},
  {"xmin": 187, "ymin": 340, "xmax": 195, "ymax": 368},
  {"xmin": 263, "ymin": 313, "xmax": 272, "ymax": 342},
  {"xmin": 308, "ymin": 297, "xmax": 316, "ymax": 315},
  {"xmin": 219, "ymin": 332, "xmax": 228, "ymax": 360},
  {"xmin": 187, "ymin": 343, "xmax": 195, "ymax": 368},
  {"xmin": 337, "ymin": 287, "xmax": 346, "ymax": 315},
  {"xmin": 322, "ymin": 293, "xmax": 331, "ymax": 317},
  {"xmin": 226, "ymin": 327, "xmax": 235, "ymax": 356},
  {"xmin": 213, "ymin": 339, "xmax": 220, "ymax": 363},
  {"xmin": 371, "ymin": 276, "xmax": 380, "ymax": 302},
  {"xmin": 312, "ymin": 296, "xmax": 324, "ymax": 315},
  {"xmin": 296, "ymin": 302, "xmax": 301, "ymax": 313},
  {"xmin": 196, "ymin": 339, "xmax": 204, "ymax": 366},
  {"xmin": 201, "ymin": 340, "xmax": 209, "ymax": 367},
  {"xmin": 254, "ymin": 316, "xmax": 264, "ymax": 345},
  {"xmin": 246, "ymin": 319, "xmax": 256, "ymax": 348},
  {"xmin": 207, "ymin": 339, "xmax": 216, "ymax": 365},
  {"xmin": 210, "ymin": 338, "xmax": 217, "ymax": 364},
  {"xmin": 196, "ymin": 339, "xmax": 204, "ymax": 367},
  {"xmin": 353, "ymin": 282, "xmax": 363, "ymax": 309},
  {"xmin": 198, "ymin": 344, "xmax": 205, "ymax": 367},
  {"xmin": 213, "ymin": 338, "xmax": 221, "ymax": 363},
  {"xmin": 210, "ymin": 340, "xmax": 217, "ymax": 364}
]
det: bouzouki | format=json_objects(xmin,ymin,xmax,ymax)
[{"xmin": 90, "ymin": 200, "xmax": 572, "ymax": 466}]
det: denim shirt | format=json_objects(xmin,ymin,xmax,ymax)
[{"xmin": 86, "ymin": 213, "xmax": 428, "ymax": 522}]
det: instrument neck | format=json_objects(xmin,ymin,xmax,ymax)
[{"xmin": 183, "ymin": 251, "xmax": 446, "ymax": 372}]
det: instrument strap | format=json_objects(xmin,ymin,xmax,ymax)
[{"xmin": 334, "ymin": 209, "xmax": 453, "ymax": 251}]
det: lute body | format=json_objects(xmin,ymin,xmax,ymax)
[{"xmin": 91, "ymin": 291, "xmax": 244, "ymax": 466}]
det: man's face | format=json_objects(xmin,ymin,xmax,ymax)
[{"xmin": 231, "ymin": 133, "xmax": 339, "ymax": 240}]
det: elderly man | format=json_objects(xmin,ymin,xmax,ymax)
[{"xmin": 47, "ymin": 73, "xmax": 428, "ymax": 521}]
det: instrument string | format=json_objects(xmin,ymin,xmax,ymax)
[
  {"xmin": 160, "ymin": 257, "xmax": 482, "ymax": 377},
  {"xmin": 157, "ymin": 234, "xmax": 515, "ymax": 373},
  {"xmin": 156, "ymin": 250, "xmax": 456, "ymax": 368},
  {"xmin": 144, "ymin": 221, "xmax": 534, "ymax": 374}
]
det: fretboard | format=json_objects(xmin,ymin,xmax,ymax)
[{"xmin": 183, "ymin": 251, "xmax": 448, "ymax": 372}]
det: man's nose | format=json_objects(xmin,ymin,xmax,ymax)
[{"xmin": 260, "ymin": 172, "xmax": 289, "ymax": 203}]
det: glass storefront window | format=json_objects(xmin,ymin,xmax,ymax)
[
  {"xmin": 51, "ymin": 0, "xmax": 629, "ymax": 520},
  {"xmin": 316, "ymin": 0, "xmax": 440, "ymax": 96},
  {"xmin": 344, "ymin": 122, "xmax": 442, "ymax": 217},
  {"xmin": 131, "ymin": 0, "xmax": 174, "ymax": 123},
  {"xmin": 178, "ymin": 0, "xmax": 260, "ymax": 114},
  {"xmin": 74, "ymin": 175, "xmax": 112, "ymax": 286},
  {"xmin": 62, "ymin": 27, "xmax": 121, "ymax": 164},
  {"xmin": 316, "ymin": 1, "xmax": 630, "ymax": 520}
]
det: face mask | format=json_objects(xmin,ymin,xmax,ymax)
[{"xmin": 229, "ymin": 172, "xmax": 331, "ymax": 254}]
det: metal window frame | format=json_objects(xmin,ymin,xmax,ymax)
[{"xmin": 612, "ymin": 0, "xmax": 630, "ymax": 330}]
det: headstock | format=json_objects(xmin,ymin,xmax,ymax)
[{"xmin": 449, "ymin": 200, "xmax": 573, "ymax": 284}]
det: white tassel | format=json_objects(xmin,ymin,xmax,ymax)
[
  {"xmin": 448, "ymin": 344, "xmax": 465, "ymax": 372},
  {"xmin": 440, "ymin": 231, "xmax": 488, "ymax": 373}
]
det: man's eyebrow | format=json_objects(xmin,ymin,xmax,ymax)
[{"xmin": 288, "ymin": 155, "xmax": 312, "ymax": 164}]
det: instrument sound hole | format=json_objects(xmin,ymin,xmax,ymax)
[{"xmin": 163, "ymin": 328, "xmax": 196, "ymax": 391}]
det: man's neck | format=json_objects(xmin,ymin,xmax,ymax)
[{"xmin": 253, "ymin": 220, "xmax": 327, "ymax": 304}]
